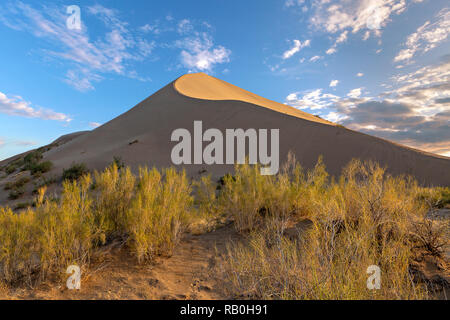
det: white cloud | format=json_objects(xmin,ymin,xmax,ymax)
[
  {"xmin": 323, "ymin": 111, "xmax": 349, "ymax": 123},
  {"xmin": 326, "ymin": 47, "xmax": 337, "ymax": 55},
  {"xmin": 310, "ymin": 0, "xmax": 408, "ymax": 34},
  {"xmin": 357, "ymin": 72, "xmax": 364, "ymax": 77},
  {"xmin": 285, "ymin": 0, "xmax": 305, "ymax": 8},
  {"xmin": 394, "ymin": 8, "xmax": 450, "ymax": 62},
  {"xmin": 309, "ymin": 0, "xmax": 416, "ymax": 54},
  {"xmin": 329, "ymin": 80, "xmax": 339, "ymax": 87},
  {"xmin": 177, "ymin": 19, "xmax": 193, "ymax": 34},
  {"xmin": 0, "ymin": 91, "xmax": 71, "ymax": 122},
  {"xmin": 347, "ymin": 88, "xmax": 363, "ymax": 98},
  {"xmin": 0, "ymin": 3, "xmax": 154, "ymax": 91},
  {"xmin": 176, "ymin": 32, "xmax": 231, "ymax": 71},
  {"xmin": 286, "ymin": 89, "xmax": 340, "ymax": 110},
  {"xmin": 139, "ymin": 23, "xmax": 160, "ymax": 34},
  {"xmin": 309, "ymin": 55, "xmax": 322, "ymax": 62},
  {"xmin": 282, "ymin": 39, "xmax": 310, "ymax": 59}
]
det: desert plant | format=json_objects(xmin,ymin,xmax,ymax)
[
  {"xmin": 218, "ymin": 158, "xmax": 433, "ymax": 299},
  {"xmin": 125, "ymin": 167, "xmax": 192, "ymax": 262},
  {"xmin": 8, "ymin": 188, "xmax": 25, "ymax": 200},
  {"xmin": 62, "ymin": 163, "xmax": 89, "ymax": 182},
  {"xmin": 30, "ymin": 161, "xmax": 53, "ymax": 176},
  {"xmin": 93, "ymin": 163, "xmax": 135, "ymax": 238}
]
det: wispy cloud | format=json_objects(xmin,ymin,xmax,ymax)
[
  {"xmin": 309, "ymin": 55, "xmax": 322, "ymax": 62},
  {"xmin": 286, "ymin": 89, "xmax": 340, "ymax": 110},
  {"xmin": 285, "ymin": 54, "xmax": 450, "ymax": 155},
  {"xmin": 394, "ymin": 8, "xmax": 450, "ymax": 63},
  {"xmin": 282, "ymin": 39, "xmax": 310, "ymax": 59},
  {"xmin": 309, "ymin": 0, "xmax": 419, "ymax": 54},
  {"xmin": 329, "ymin": 80, "xmax": 339, "ymax": 87},
  {"xmin": 0, "ymin": 137, "xmax": 37, "ymax": 149},
  {"xmin": 176, "ymin": 32, "xmax": 231, "ymax": 72},
  {"xmin": 0, "ymin": 91, "xmax": 71, "ymax": 122},
  {"xmin": 0, "ymin": 2, "xmax": 154, "ymax": 91}
]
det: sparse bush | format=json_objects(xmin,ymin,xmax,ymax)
[
  {"xmin": 4, "ymin": 177, "xmax": 30, "ymax": 191},
  {"xmin": 111, "ymin": 156, "xmax": 125, "ymax": 170},
  {"xmin": 93, "ymin": 163, "xmax": 135, "ymax": 238},
  {"xmin": 5, "ymin": 165, "xmax": 18, "ymax": 175},
  {"xmin": 32, "ymin": 175, "xmax": 58, "ymax": 194},
  {"xmin": 218, "ymin": 158, "xmax": 435, "ymax": 299},
  {"xmin": 30, "ymin": 161, "xmax": 53, "ymax": 176},
  {"xmin": 126, "ymin": 167, "xmax": 192, "ymax": 262},
  {"xmin": 0, "ymin": 177, "xmax": 96, "ymax": 284},
  {"xmin": 23, "ymin": 151, "xmax": 43, "ymax": 167},
  {"xmin": 62, "ymin": 163, "xmax": 89, "ymax": 182},
  {"xmin": 8, "ymin": 188, "xmax": 25, "ymax": 200}
]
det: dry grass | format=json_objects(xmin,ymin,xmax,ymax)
[
  {"xmin": 0, "ymin": 157, "xmax": 448, "ymax": 299},
  {"xmin": 217, "ymin": 157, "xmax": 446, "ymax": 299}
]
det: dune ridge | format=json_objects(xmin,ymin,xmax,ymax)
[{"xmin": 174, "ymin": 73, "xmax": 333, "ymax": 126}]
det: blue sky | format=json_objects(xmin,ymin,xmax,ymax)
[{"xmin": 0, "ymin": 0, "xmax": 449, "ymax": 160}]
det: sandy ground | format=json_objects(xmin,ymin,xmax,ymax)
[{"xmin": 1, "ymin": 224, "xmax": 240, "ymax": 300}]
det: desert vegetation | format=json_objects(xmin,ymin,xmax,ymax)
[{"xmin": 0, "ymin": 157, "xmax": 448, "ymax": 299}]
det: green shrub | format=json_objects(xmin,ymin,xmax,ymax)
[
  {"xmin": 23, "ymin": 151, "xmax": 43, "ymax": 169},
  {"xmin": 62, "ymin": 163, "xmax": 89, "ymax": 182},
  {"xmin": 30, "ymin": 161, "xmax": 53, "ymax": 176},
  {"xmin": 5, "ymin": 165, "xmax": 17, "ymax": 175},
  {"xmin": 8, "ymin": 188, "xmax": 25, "ymax": 200}
]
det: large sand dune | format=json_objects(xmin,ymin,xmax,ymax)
[{"xmin": 1, "ymin": 73, "xmax": 449, "ymax": 195}]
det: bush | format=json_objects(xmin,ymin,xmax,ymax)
[
  {"xmin": 218, "ymin": 158, "xmax": 434, "ymax": 299},
  {"xmin": 126, "ymin": 167, "xmax": 192, "ymax": 262},
  {"xmin": 62, "ymin": 163, "xmax": 89, "ymax": 182},
  {"xmin": 30, "ymin": 161, "xmax": 53, "ymax": 176},
  {"xmin": 8, "ymin": 188, "xmax": 25, "ymax": 200},
  {"xmin": 5, "ymin": 165, "xmax": 18, "ymax": 175},
  {"xmin": 4, "ymin": 177, "xmax": 30, "ymax": 191},
  {"xmin": 0, "ymin": 178, "xmax": 97, "ymax": 284},
  {"xmin": 23, "ymin": 151, "xmax": 43, "ymax": 171}
]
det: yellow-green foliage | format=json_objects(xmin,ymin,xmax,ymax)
[
  {"xmin": 93, "ymin": 163, "xmax": 135, "ymax": 237},
  {"xmin": 219, "ymin": 159, "xmax": 435, "ymax": 299},
  {"xmin": 126, "ymin": 167, "xmax": 192, "ymax": 262},
  {"xmin": 0, "ymin": 163, "xmax": 195, "ymax": 285},
  {"xmin": 189, "ymin": 175, "xmax": 224, "ymax": 233},
  {"xmin": 0, "ymin": 157, "xmax": 446, "ymax": 299},
  {"xmin": 0, "ymin": 207, "xmax": 35, "ymax": 284},
  {"xmin": 0, "ymin": 176, "xmax": 96, "ymax": 284}
]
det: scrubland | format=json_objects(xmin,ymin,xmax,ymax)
[{"xmin": 0, "ymin": 156, "xmax": 448, "ymax": 299}]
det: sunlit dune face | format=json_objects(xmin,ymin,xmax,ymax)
[{"xmin": 174, "ymin": 73, "xmax": 335, "ymax": 126}]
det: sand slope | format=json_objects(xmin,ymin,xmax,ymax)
[{"xmin": 1, "ymin": 73, "xmax": 449, "ymax": 197}]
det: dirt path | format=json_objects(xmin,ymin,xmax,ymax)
[{"xmin": 1, "ymin": 224, "xmax": 240, "ymax": 300}]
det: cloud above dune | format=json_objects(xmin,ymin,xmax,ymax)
[
  {"xmin": 0, "ymin": 91, "xmax": 71, "ymax": 122},
  {"xmin": 394, "ymin": 8, "xmax": 450, "ymax": 62},
  {"xmin": 176, "ymin": 32, "xmax": 231, "ymax": 72},
  {"xmin": 0, "ymin": 2, "xmax": 230, "ymax": 90},
  {"xmin": 285, "ymin": 56, "xmax": 450, "ymax": 156},
  {"xmin": 308, "ymin": 0, "xmax": 422, "ymax": 54},
  {"xmin": 0, "ymin": 2, "xmax": 155, "ymax": 91}
]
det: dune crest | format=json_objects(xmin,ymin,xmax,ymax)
[{"xmin": 174, "ymin": 72, "xmax": 333, "ymax": 126}]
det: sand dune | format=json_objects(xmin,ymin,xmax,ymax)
[
  {"xmin": 175, "ymin": 73, "xmax": 333, "ymax": 125},
  {"xmin": 1, "ymin": 72, "xmax": 449, "ymax": 205}
]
